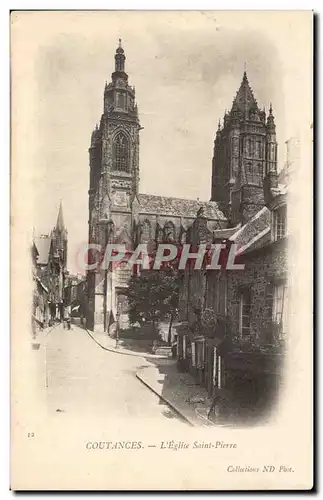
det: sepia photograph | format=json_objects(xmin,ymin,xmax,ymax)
[{"xmin": 10, "ymin": 10, "xmax": 313, "ymax": 490}]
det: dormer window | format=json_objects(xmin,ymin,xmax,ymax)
[{"xmin": 273, "ymin": 205, "xmax": 287, "ymax": 241}]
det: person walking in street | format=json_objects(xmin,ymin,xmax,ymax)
[{"xmin": 63, "ymin": 304, "xmax": 72, "ymax": 330}]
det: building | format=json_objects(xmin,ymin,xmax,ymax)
[
  {"xmin": 86, "ymin": 41, "xmax": 227, "ymax": 331},
  {"xmin": 32, "ymin": 242, "xmax": 50, "ymax": 335},
  {"xmin": 177, "ymin": 72, "xmax": 289, "ymax": 420},
  {"xmin": 64, "ymin": 273, "xmax": 87, "ymax": 324},
  {"xmin": 32, "ymin": 202, "xmax": 68, "ymax": 328},
  {"xmin": 211, "ymin": 71, "xmax": 277, "ymax": 226}
]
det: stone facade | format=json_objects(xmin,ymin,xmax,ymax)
[
  {"xmin": 32, "ymin": 202, "xmax": 68, "ymax": 329},
  {"xmin": 211, "ymin": 72, "xmax": 278, "ymax": 226},
  {"xmin": 226, "ymin": 236, "xmax": 288, "ymax": 348},
  {"xmin": 177, "ymin": 73, "xmax": 289, "ymax": 415},
  {"xmin": 87, "ymin": 41, "xmax": 226, "ymax": 331}
]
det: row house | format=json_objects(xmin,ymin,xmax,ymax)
[
  {"xmin": 177, "ymin": 182, "xmax": 288, "ymax": 417},
  {"xmin": 32, "ymin": 202, "xmax": 68, "ymax": 332}
]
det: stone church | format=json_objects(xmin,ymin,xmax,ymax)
[{"xmin": 86, "ymin": 41, "xmax": 278, "ymax": 332}]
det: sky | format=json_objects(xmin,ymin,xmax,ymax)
[{"xmin": 11, "ymin": 11, "xmax": 312, "ymax": 273}]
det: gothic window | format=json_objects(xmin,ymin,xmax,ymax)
[
  {"xmin": 245, "ymin": 162, "xmax": 252, "ymax": 183},
  {"xmin": 156, "ymin": 224, "xmax": 163, "ymax": 243},
  {"xmin": 115, "ymin": 92, "xmax": 125, "ymax": 110},
  {"xmin": 113, "ymin": 132, "xmax": 130, "ymax": 172},
  {"xmin": 128, "ymin": 95, "xmax": 134, "ymax": 111},
  {"xmin": 245, "ymin": 162, "xmax": 262, "ymax": 185},
  {"xmin": 164, "ymin": 221, "xmax": 175, "ymax": 242},
  {"xmin": 250, "ymin": 137, "xmax": 255, "ymax": 156},
  {"xmin": 245, "ymin": 138, "xmax": 250, "ymax": 156},
  {"xmin": 270, "ymin": 143, "xmax": 276, "ymax": 161},
  {"xmin": 141, "ymin": 219, "xmax": 151, "ymax": 242}
]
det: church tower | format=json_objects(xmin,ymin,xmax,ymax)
[
  {"xmin": 51, "ymin": 200, "xmax": 68, "ymax": 268},
  {"xmin": 89, "ymin": 39, "xmax": 141, "ymax": 246},
  {"xmin": 211, "ymin": 71, "xmax": 278, "ymax": 225},
  {"xmin": 87, "ymin": 40, "xmax": 141, "ymax": 330}
]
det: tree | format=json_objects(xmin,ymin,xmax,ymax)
[{"xmin": 127, "ymin": 268, "xmax": 180, "ymax": 343}]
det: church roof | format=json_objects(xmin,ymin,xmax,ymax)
[
  {"xmin": 137, "ymin": 194, "xmax": 227, "ymax": 221},
  {"xmin": 33, "ymin": 236, "xmax": 52, "ymax": 265},
  {"xmin": 231, "ymin": 71, "xmax": 259, "ymax": 115}
]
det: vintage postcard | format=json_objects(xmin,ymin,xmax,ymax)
[{"xmin": 10, "ymin": 10, "xmax": 313, "ymax": 490}]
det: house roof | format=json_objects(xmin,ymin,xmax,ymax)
[
  {"xmin": 212, "ymin": 225, "xmax": 240, "ymax": 241},
  {"xmin": 33, "ymin": 236, "xmax": 52, "ymax": 265},
  {"xmin": 236, "ymin": 227, "xmax": 271, "ymax": 255},
  {"xmin": 230, "ymin": 206, "xmax": 271, "ymax": 254},
  {"xmin": 137, "ymin": 193, "xmax": 226, "ymax": 221}
]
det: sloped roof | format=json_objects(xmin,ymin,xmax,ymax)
[
  {"xmin": 212, "ymin": 225, "xmax": 240, "ymax": 241},
  {"xmin": 231, "ymin": 71, "xmax": 259, "ymax": 115},
  {"xmin": 33, "ymin": 236, "xmax": 52, "ymax": 265},
  {"xmin": 237, "ymin": 227, "xmax": 271, "ymax": 255},
  {"xmin": 137, "ymin": 193, "xmax": 226, "ymax": 221},
  {"xmin": 230, "ymin": 206, "xmax": 271, "ymax": 253}
]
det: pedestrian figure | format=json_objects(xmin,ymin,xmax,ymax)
[
  {"xmin": 208, "ymin": 396, "xmax": 223, "ymax": 421},
  {"xmin": 64, "ymin": 305, "xmax": 72, "ymax": 330}
]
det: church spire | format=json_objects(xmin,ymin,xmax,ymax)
[
  {"xmin": 56, "ymin": 200, "xmax": 65, "ymax": 232},
  {"xmin": 231, "ymin": 70, "xmax": 259, "ymax": 117},
  {"xmin": 266, "ymin": 102, "xmax": 276, "ymax": 131},
  {"xmin": 114, "ymin": 38, "xmax": 126, "ymax": 73}
]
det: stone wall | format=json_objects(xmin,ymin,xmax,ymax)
[{"xmin": 227, "ymin": 239, "xmax": 288, "ymax": 347}]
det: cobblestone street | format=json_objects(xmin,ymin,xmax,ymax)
[{"xmin": 44, "ymin": 324, "xmax": 187, "ymax": 428}]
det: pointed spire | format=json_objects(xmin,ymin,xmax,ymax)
[
  {"xmin": 231, "ymin": 70, "xmax": 258, "ymax": 116},
  {"xmin": 267, "ymin": 102, "xmax": 276, "ymax": 130},
  {"xmin": 56, "ymin": 200, "xmax": 65, "ymax": 232},
  {"xmin": 115, "ymin": 38, "xmax": 126, "ymax": 72}
]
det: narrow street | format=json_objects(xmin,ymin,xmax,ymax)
[{"xmin": 44, "ymin": 324, "xmax": 187, "ymax": 428}]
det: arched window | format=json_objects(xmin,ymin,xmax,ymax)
[
  {"xmin": 164, "ymin": 221, "xmax": 175, "ymax": 242},
  {"xmin": 141, "ymin": 220, "xmax": 151, "ymax": 242},
  {"xmin": 246, "ymin": 162, "xmax": 262, "ymax": 185},
  {"xmin": 113, "ymin": 132, "xmax": 130, "ymax": 172},
  {"xmin": 255, "ymin": 140, "xmax": 262, "ymax": 158}
]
